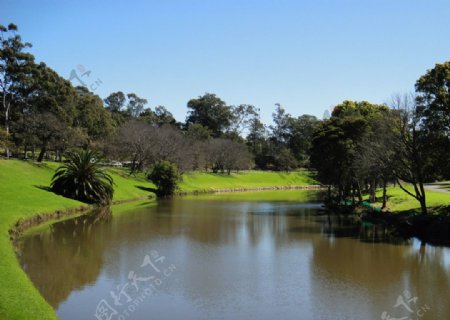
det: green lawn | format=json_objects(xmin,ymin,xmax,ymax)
[
  {"xmin": 371, "ymin": 185, "xmax": 450, "ymax": 212},
  {"xmin": 0, "ymin": 161, "xmax": 158, "ymax": 320},
  {"xmin": 0, "ymin": 160, "xmax": 318, "ymax": 319},
  {"xmin": 179, "ymin": 170, "xmax": 317, "ymax": 192}
]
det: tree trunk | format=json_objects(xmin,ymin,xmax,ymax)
[
  {"xmin": 369, "ymin": 180, "xmax": 376, "ymax": 203},
  {"xmin": 381, "ymin": 179, "xmax": 388, "ymax": 210},
  {"xmin": 37, "ymin": 141, "xmax": 48, "ymax": 162},
  {"xmin": 356, "ymin": 181, "xmax": 363, "ymax": 202}
]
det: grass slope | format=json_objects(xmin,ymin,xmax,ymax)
[
  {"xmin": 0, "ymin": 160, "xmax": 317, "ymax": 319},
  {"xmin": 179, "ymin": 170, "xmax": 317, "ymax": 192},
  {"xmin": 0, "ymin": 161, "xmax": 157, "ymax": 320},
  {"xmin": 372, "ymin": 185, "xmax": 450, "ymax": 212}
]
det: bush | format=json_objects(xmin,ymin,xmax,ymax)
[
  {"xmin": 50, "ymin": 149, "xmax": 114, "ymax": 204},
  {"xmin": 147, "ymin": 161, "xmax": 181, "ymax": 197}
]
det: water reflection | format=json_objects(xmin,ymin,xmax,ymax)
[{"xmin": 18, "ymin": 191, "xmax": 450, "ymax": 320}]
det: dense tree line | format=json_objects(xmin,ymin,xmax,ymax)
[
  {"xmin": 310, "ymin": 61, "xmax": 450, "ymax": 215},
  {"xmin": 0, "ymin": 23, "xmax": 319, "ymax": 174},
  {"xmin": 2, "ymin": 23, "xmax": 450, "ymax": 211}
]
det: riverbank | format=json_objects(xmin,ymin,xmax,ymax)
[
  {"xmin": 370, "ymin": 185, "xmax": 450, "ymax": 213},
  {"xmin": 0, "ymin": 160, "xmax": 317, "ymax": 320}
]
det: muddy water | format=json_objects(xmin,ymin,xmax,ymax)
[{"xmin": 18, "ymin": 191, "xmax": 450, "ymax": 320}]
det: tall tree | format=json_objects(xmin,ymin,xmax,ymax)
[
  {"xmin": 104, "ymin": 91, "xmax": 126, "ymax": 113},
  {"xmin": 229, "ymin": 104, "xmax": 259, "ymax": 134},
  {"xmin": 415, "ymin": 61, "xmax": 450, "ymax": 180},
  {"xmin": 0, "ymin": 23, "xmax": 34, "ymax": 158},
  {"xmin": 186, "ymin": 93, "xmax": 233, "ymax": 137},
  {"xmin": 286, "ymin": 115, "xmax": 319, "ymax": 167},
  {"xmin": 391, "ymin": 94, "xmax": 434, "ymax": 215},
  {"xmin": 270, "ymin": 103, "xmax": 290, "ymax": 144},
  {"xmin": 126, "ymin": 93, "xmax": 147, "ymax": 118}
]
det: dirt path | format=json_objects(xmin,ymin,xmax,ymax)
[{"xmin": 425, "ymin": 182, "xmax": 450, "ymax": 193}]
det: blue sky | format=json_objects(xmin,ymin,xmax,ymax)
[{"xmin": 1, "ymin": 0, "xmax": 449, "ymax": 124}]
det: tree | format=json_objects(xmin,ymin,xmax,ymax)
[
  {"xmin": 126, "ymin": 93, "xmax": 147, "ymax": 118},
  {"xmin": 74, "ymin": 88, "xmax": 114, "ymax": 144},
  {"xmin": 353, "ymin": 109, "xmax": 397, "ymax": 208},
  {"xmin": 415, "ymin": 61, "xmax": 450, "ymax": 134},
  {"xmin": 286, "ymin": 115, "xmax": 319, "ymax": 167},
  {"xmin": 29, "ymin": 112, "xmax": 66, "ymax": 162},
  {"xmin": 0, "ymin": 23, "xmax": 35, "ymax": 158},
  {"xmin": 147, "ymin": 160, "xmax": 181, "ymax": 197},
  {"xmin": 208, "ymin": 138, "xmax": 253, "ymax": 174},
  {"xmin": 0, "ymin": 127, "xmax": 12, "ymax": 152},
  {"xmin": 229, "ymin": 104, "xmax": 259, "ymax": 134},
  {"xmin": 415, "ymin": 61, "xmax": 450, "ymax": 180},
  {"xmin": 50, "ymin": 149, "xmax": 114, "ymax": 204},
  {"xmin": 391, "ymin": 93, "xmax": 434, "ymax": 215},
  {"xmin": 154, "ymin": 105, "xmax": 178, "ymax": 126},
  {"xmin": 276, "ymin": 147, "xmax": 298, "ymax": 172},
  {"xmin": 246, "ymin": 114, "xmax": 268, "ymax": 168},
  {"xmin": 270, "ymin": 103, "xmax": 290, "ymax": 144},
  {"xmin": 186, "ymin": 93, "xmax": 234, "ymax": 137},
  {"xmin": 104, "ymin": 91, "xmax": 126, "ymax": 113},
  {"xmin": 113, "ymin": 120, "xmax": 156, "ymax": 172},
  {"xmin": 311, "ymin": 100, "xmax": 391, "ymax": 203}
]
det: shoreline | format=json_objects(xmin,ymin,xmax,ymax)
[{"xmin": 11, "ymin": 185, "xmax": 324, "ymax": 242}]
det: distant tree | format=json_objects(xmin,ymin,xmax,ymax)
[
  {"xmin": 50, "ymin": 149, "xmax": 114, "ymax": 204},
  {"xmin": 246, "ymin": 114, "xmax": 268, "ymax": 168},
  {"xmin": 229, "ymin": 104, "xmax": 259, "ymax": 134},
  {"xmin": 208, "ymin": 138, "xmax": 253, "ymax": 174},
  {"xmin": 154, "ymin": 105, "xmax": 178, "ymax": 126},
  {"xmin": 29, "ymin": 112, "xmax": 66, "ymax": 162},
  {"xmin": 185, "ymin": 123, "xmax": 212, "ymax": 141},
  {"xmin": 104, "ymin": 91, "xmax": 126, "ymax": 113},
  {"xmin": 114, "ymin": 120, "xmax": 156, "ymax": 172},
  {"xmin": 270, "ymin": 103, "xmax": 290, "ymax": 144},
  {"xmin": 275, "ymin": 147, "xmax": 298, "ymax": 172},
  {"xmin": 186, "ymin": 93, "xmax": 234, "ymax": 137},
  {"xmin": 0, "ymin": 127, "xmax": 12, "ymax": 151},
  {"xmin": 286, "ymin": 115, "xmax": 319, "ymax": 167},
  {"xmin": 147, "ymin": 160, "xmax": 181, "ymax": 197},
  {"xmin": 74, "ymin": 88, "xmax": 114, "ymax": 144},
  {"xmin": 126, "ymin": 93, "xmax": 147, "ymax": 118}
]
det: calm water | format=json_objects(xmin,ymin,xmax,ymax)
[{"xmin": 18, "ymin": 191, "xmax": 450, "ymax": 320}]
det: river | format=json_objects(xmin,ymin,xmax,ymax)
[{"xmin": 18, "ymin": 190, "xmax": 450, "ymax": 320}]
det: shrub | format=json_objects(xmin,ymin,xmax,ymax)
[
  {"xmin": 50, "ymin": 150, "xmax": 114, "ymax": 204},
  {"xmin": 147, "ymin": 161, "xmax": 181, "ymax": 197}
]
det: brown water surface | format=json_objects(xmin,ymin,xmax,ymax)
[{"xmin": 18, "ymin": 191, "xmax": 450, "ymax": 320}]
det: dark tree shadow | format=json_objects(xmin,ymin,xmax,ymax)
[
  {"xmin": 135, "ymin": 185, "xmax": 157, "ymax": 193},
  {"xmin": 34, "ymin": 185, "xmax": 52, "ymax": 192}
]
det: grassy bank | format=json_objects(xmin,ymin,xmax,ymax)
[
  {"xmin": 180, "ymin": 170, "xmax": 317, "ymax": 192},
  {"xmin": 0, "ymin": 160, "xmax": 317, "ymax": 320},
  {"xmin": 366, "ymin": 185, "xmax": 450, "ymax": 213}
]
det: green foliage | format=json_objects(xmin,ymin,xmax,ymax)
[
  {"xmin": 147, "ymin": 161, "xmax": 181, "ymax": 196},
  {"xmin": 415, "ymin": 61, "xmax": 450, "ymax": 180},
  {"xmin": 50, "ymin": 150, "xmax": 114, "ymax": 204},
  {"xmin": 186, "ymin": 93, "xmax": 234, "ymax": 137}
]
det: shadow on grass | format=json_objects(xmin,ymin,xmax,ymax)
[
  {"xmin": 34, "ymin": 185, "xmax": 52, "ymax": 192},
  {"xmin": 135, "ymin": 185, "xmax": 157, "ymax": 193}
]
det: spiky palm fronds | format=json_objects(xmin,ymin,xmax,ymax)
[{"xmin": 50, "ymin": 150, "xmax": 114, "ymax": 204}]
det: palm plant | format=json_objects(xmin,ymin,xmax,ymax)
[{"xmin": 50, "ymin": 150, "xmax": 114, "ymax": 204}]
